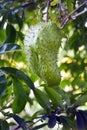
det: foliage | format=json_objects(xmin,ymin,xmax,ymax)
[{"xmin": 0, "ymin": 0, "xmax": 87, "ymax": 130}]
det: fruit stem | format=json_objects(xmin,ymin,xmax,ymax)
[{"xmin": 46, "ymin": 0, "xmax": 51, "ymax": 22}]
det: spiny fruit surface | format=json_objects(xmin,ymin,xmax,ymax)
[{"xmin": 24, "ymin": 22, "xmax": 62, "ymax": 86}]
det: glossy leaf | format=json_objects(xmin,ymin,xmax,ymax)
[
  {"xmin": 60, "ymin": 116, "xmax": 73, "ymax": 130},
  {"xmin": 15, "ymin": 14, "xmax": 23, "ymax": 30},
  {"xmin": 5, "ymin": 24, "xmax": 16, "ymax": 43},
  {"xmin": 12, "ymin": 78, "xmax": 26, "ymax": 113},
  {"xmin": 1, "ymin": 67, "xmax": 35, "ymax": 90},
  {"xmin": 45, "ymin": 87, "xmax": 62, "ymax": 107},
  {"xmin": 0, "ymin": 43, "xmax": 21, "ymax": 54},
  {"xmin": 0, "ymin": 70, "xmax": 7, "ymax": 97},
  {"xmin": 74, "ymin": 94, "xmax": 87, "ymax": 107},
  {"xmin": 34, "ymin": 88, "xmax": 50, "ymax": 110}
]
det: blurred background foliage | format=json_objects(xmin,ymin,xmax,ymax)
[{"xmin": 0, "ymin": 0, "xmax": 87, "ymax": 130}]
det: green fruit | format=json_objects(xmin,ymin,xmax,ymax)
[{"xmin": 24, "ymin": 22, "xmax": 62, "ymax": 86}]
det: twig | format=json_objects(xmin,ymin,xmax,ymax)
[
  {"xmin": 72, "ymin": 7, "xmax": 87, "ymax": 19},
  {"xmin": 58, "ymin": 0, "xmax": 65, "ymax": 14},
  {"xmin": 46, "ymin": 0, "xmax": 51, "ymax": 22},
  {"xmin": 21, "ymin": 1, "xmax": 34, "ymax": 8},
  {"xmin": 0, "ymin": 97, "xmax": 13, "ymax": 111},
  {"xmin": 60, "ymin": 1, "xmax": 87, "ymax": 29},
  {"xmin": 13, "ymin": 118, "xmax": 40, "ymax": 130},
  {"xmin": 14, "ymin": 124, "xmax": 31, "ymax": 130},
  {"xmin": 69, "ymin": 0, "xmax": 87, "ymax": 16}
]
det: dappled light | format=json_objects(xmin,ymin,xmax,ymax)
[{"xmin": 0, "ymin": 0, "xmax": 87, "ymax": 130}]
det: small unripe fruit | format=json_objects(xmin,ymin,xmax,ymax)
[{"xmin": 24, "ymin": 22, "xmax": 61, "ymax": 86}]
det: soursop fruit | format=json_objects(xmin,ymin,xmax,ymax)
[{"xmin": 24, "ymin": 22, "xmax": 62, "ymax": 86}]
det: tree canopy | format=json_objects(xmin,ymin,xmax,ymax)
[{"xmin": 0, "ymin": 0, "xmax": 87, "ymax": 130}]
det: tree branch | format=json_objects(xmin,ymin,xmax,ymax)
[
  {"xmin": 59, "ymin": 1, "xmax": 87, "ymax": 29},
  {"xmin": 46, "ymin": 0, "xmax": 51, "ymax": 22},
  {"xmin": 72, "ymin": 7, "xmax": 87, "ymax": 19}
]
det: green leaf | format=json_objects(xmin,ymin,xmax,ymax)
[
  {"xmin": 0, "ymin": 120, "xmax": 9, "ymax": 130},
  {"xmin": 0, "ymin": 30, "xmax": 6, "ymax": 43},
  {"xmin": 60, "ymin": 116, "xmax": 73, "ymax": 130},
  {"xmin": 7, "ymin": 13, "xmax": 23, "ymax": 30},
  {"xmin": 34, "ymin": 88, "xmax": 50, "ymax": 110},
  {"xmin": 74, "ymin": 94, "xmax": 87, "ymax": 107},
  {"xmin": 66, "ymin": 0, "xmax": 73, "ymax": 11},
  {"xmin": 0, "ymin": 70, "xmax": 7, "ymax": 97},
  {"xmin": 0, "ymin": 43, "xmax": 21, "ymax": 54},
  {"xmin": 5, "ymin": 24, "xmax": 16, "ymax": 43},
  {"xmin": 51, "ymin": 0, "xmax": 58, "ymax": 6},
  {"xmin": 45, "ymin": 87, "xmax": 62, "ymax": 107},
  {"xmin": 60, "ymin": 79, "xmax": 71, "ymax": 88},
  {"xmin": 12, "ymin": 78, "xmax": 26, "ymax": 113},
  {"xmin": 15, "ymin": 14, "xmax": 23, "ymax": 30},
  {"xmin": 1, "ymin": 67, "xmax": 35, "ymax": 90},
  {"xmin": 18, "ymin": 31, "xmax": 24, "ymax": 41},
  {"xmin": 66, "ymin": 0, "xmax": 71, "ymax": 11}
]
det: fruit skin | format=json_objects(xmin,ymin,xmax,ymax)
[{"xmin": 24, "ymin": 22, "xmax": 62, "ymax": 86}]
